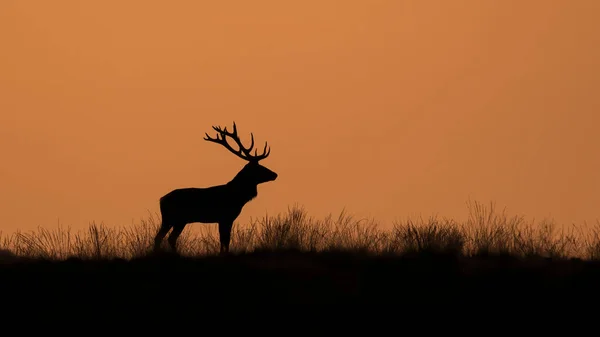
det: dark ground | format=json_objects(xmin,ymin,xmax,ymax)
[{"xmin": 2, "ymin": 250, "xmax": 600, "ymax": 319}]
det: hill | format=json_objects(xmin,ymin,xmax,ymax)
[{"xmin": 1, "ymin": 201, "xmax": 599, "ymax": 319}]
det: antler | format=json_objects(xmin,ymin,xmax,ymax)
[{"xmin": 203, "ymin": 122, "xmax": 271, "ymax": 162}]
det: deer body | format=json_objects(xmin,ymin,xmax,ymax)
[
  {"xmin": 153, "ymin": 122, "xmax": 277, "ymax": 255},
  {"xmin": 160, "ymin": 185, "xmax": 250, "ymax": 224}
]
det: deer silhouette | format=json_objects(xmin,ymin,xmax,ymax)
[{"xmin": 153, "ymin": 122, "xmax": 278, "ymax": 255}]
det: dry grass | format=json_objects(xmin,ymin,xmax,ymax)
[{"xmin": 1, "ymin": 200, "xmax": 598, "ymax": 261}]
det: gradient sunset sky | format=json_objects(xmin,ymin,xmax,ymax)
[{"xmin": 1, "ymin": 1, "xmax": 599, "ymax": 233}]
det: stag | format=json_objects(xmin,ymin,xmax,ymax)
[{"xmin": 153, "ymin": 122, "xmax": 278, "ymax": 255}]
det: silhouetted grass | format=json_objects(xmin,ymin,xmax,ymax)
[
  {"xmin": 2, "ymin": 200, "xmax": 600, "ymax": 314},
  {"xmin": 1, "ymin": 200, "xmax": 598, "ymax": 261}
]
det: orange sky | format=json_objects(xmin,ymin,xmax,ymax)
[{"xmin": 1, "ymin": 0, "xmax": 599, "ymax": 233}]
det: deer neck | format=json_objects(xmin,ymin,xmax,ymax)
[{"xmin": 226, "ymin": 178, "xmax": 258, "ymax": 204}]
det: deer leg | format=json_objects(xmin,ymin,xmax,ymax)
[
  {"xmin": 218, "ymin": 221, "xmax": 233, "ymax": 255},
  {"xmin": 167, "ymin": 223, "xmax": 186, "ymax": 254},
  {"xmin": 154, "ymin": 222, "xmax": 173, "ymax": 251}
]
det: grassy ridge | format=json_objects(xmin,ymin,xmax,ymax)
[
  {"xmin": 1, "ymin": 200, "xmax": 599, "ymax": 261},
  {"xmin": 2, "ymin": 200, "xmax": 600, "ymax": 314}
]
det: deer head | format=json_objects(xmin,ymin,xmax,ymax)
[{"xmin": 203, "ymin": 122, "xmax": 278, "ymax": 185}]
